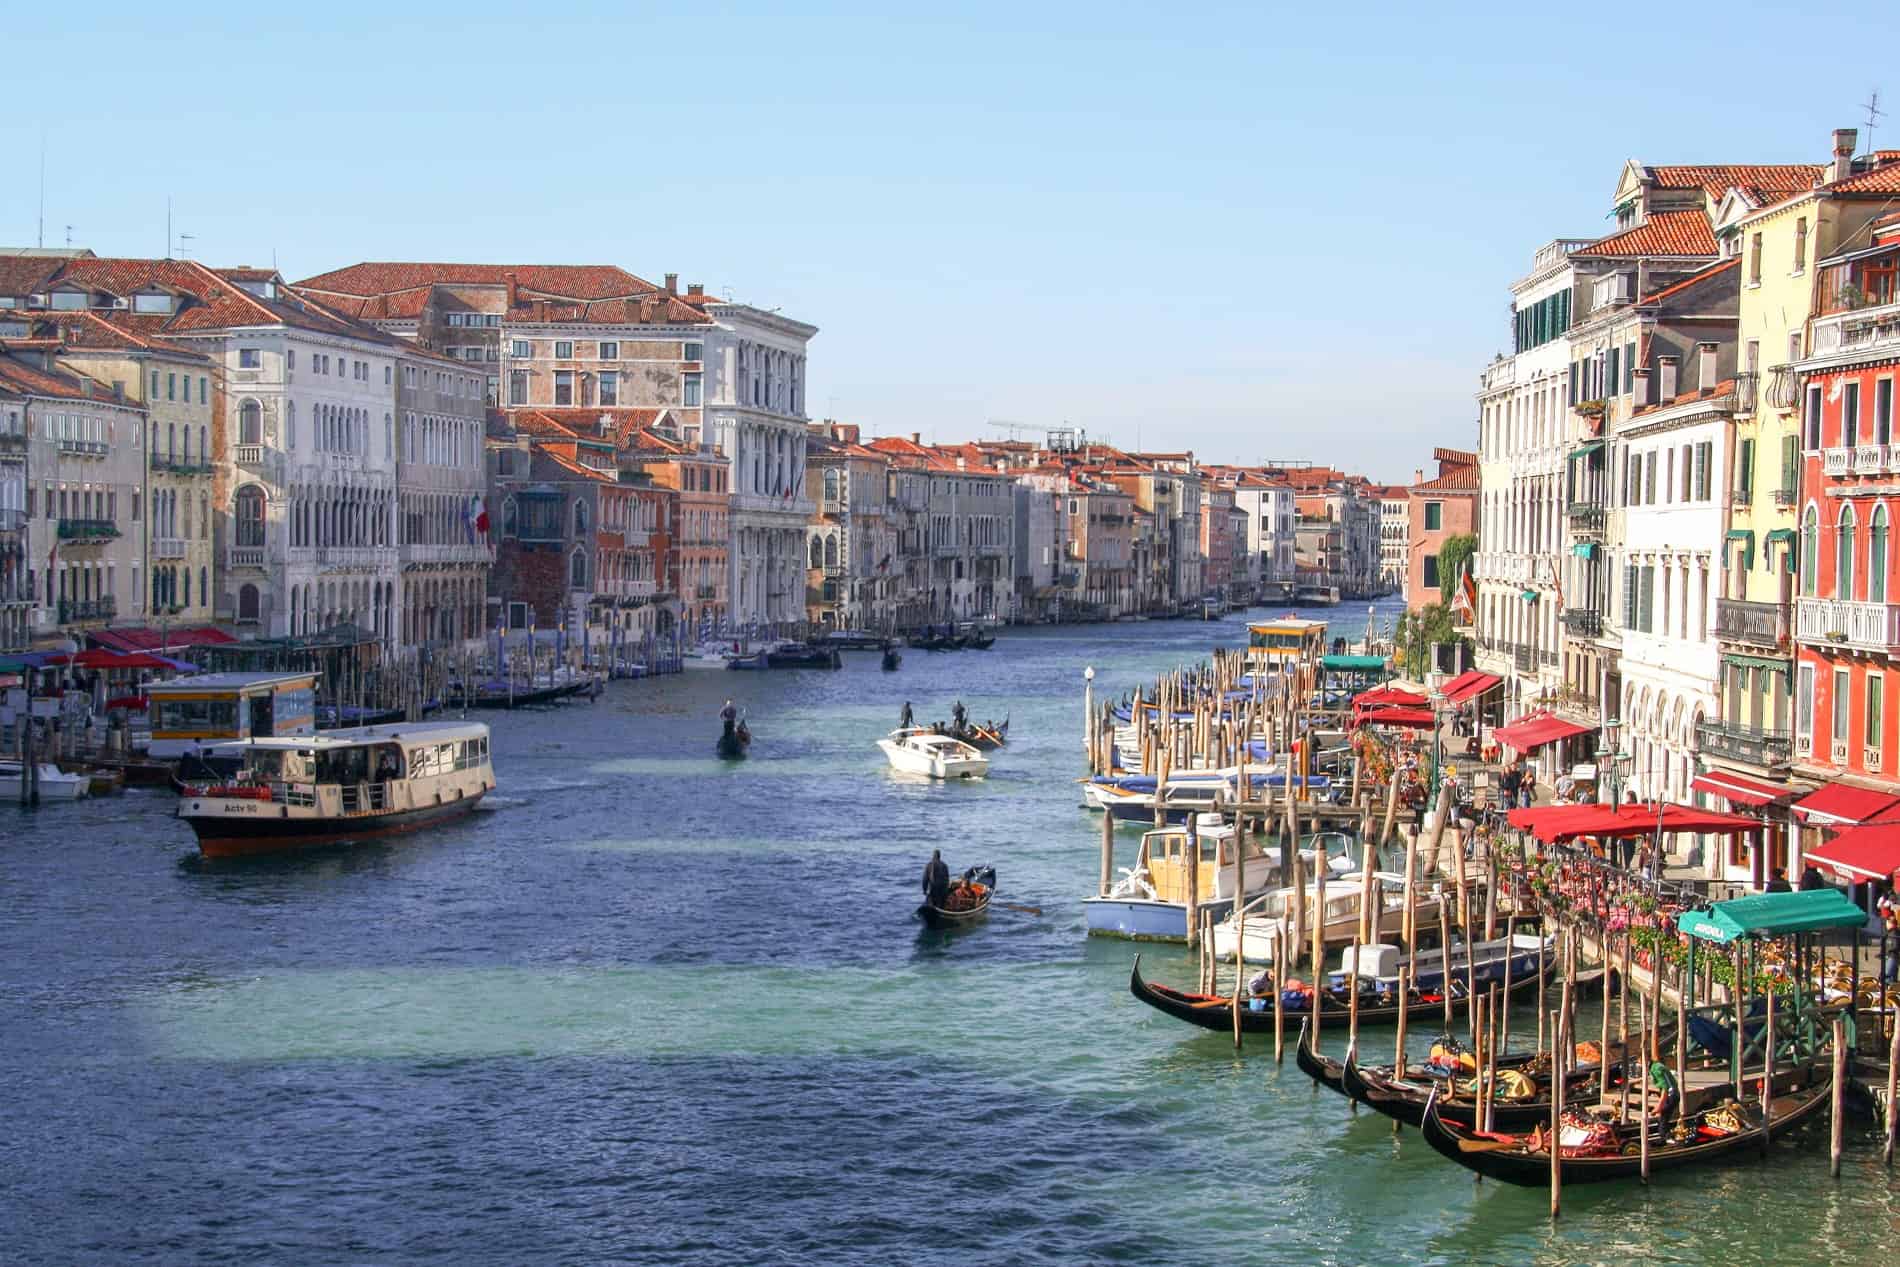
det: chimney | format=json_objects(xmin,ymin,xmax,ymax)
[
  {"xmin": 1832, "ymin": 128, "xmax": 1859, "ymax": 184},
  {"xmin": 1413, "ymin": 467, "xmax": 1423, "ymax": 485},
  {"xmin": 664, "ymin": 273, "xmax": 678, "ymax": 295},
  {"xmin": 912, "ymin": 432, "xmax": 921, "ymax": 444},
  {"xmin": 1632, "ymin": 366, "xmax": 1651, "ymax": 406},
  {"xmin": 687, "ymin": 282, "xmax": 704, "ymax": 298},
  {"xmin": 1697, "ymin": 342, "xmax": 1718, "ymax": 392},
  {"xmin": 505, "ymin": 271, "xmax": 520, "ymax": 309},
  {"xmin": 1658, "ymin": 355, "xmax": 1679, "ymax": 402}
]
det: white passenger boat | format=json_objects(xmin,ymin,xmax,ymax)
[
  {"xmin": 1083, "ymin": 818, "xmax": 1304, "ymax": 940},
  {"xmin": 876, "ymin": 727, "xmax": 990, "ymax": 779},
  {"xmin": 1209, "ymin": 871, "xmax": 1448, "ymax": 964},
  {"xmin": 0, "ymin": 761, "xmax": 91, "ymax": 801},
  {"xmin": 175, "ymin": 721, "xmax": 495, "ymax": 858}
]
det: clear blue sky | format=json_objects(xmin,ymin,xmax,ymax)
[{"xmin": 7, "ymin": 3, "xmax": 1895, "ymax": 481}]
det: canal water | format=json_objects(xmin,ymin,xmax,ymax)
[{"xmin": 2, "ymin": 602, "xmax": 1894, "ymax": 1265}]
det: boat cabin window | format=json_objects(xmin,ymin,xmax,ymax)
[
  {"xmin": 374, "ymin": 745, "xmax": 404, "ymax": 781},
  {"xmin": 244, "ymin": 748, "xmax": 290, "ymax": 780},
  {"xmin": 314, "ymin": 745, "xmax": 374, "ymax": 787},
  {"xmin": 155, "ymin": 698, "xmax": 239, "ymax": 733}
]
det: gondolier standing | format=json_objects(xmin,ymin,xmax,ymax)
[
  {"xmin": 923, "ymin": 848, "xmax": 950, "ymax": 909},
  {"xmin": 900, "ymin": 701, "xmax": 914, "ymax": 729}
]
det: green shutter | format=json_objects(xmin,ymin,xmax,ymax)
[
  {"xmin": 1781, "ymin": 435, "xmax": 1798, "ymax": 496},
  {"xmin": 1738, "ymin": 438, "xmax": 1754, "ymax": 492}
]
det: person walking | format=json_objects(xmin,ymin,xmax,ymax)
[{"xmin": 1518, "ymin": 763, "xmax": 1536, "ymax": 810}]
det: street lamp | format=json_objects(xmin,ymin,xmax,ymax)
[{"xmin": 1428, "ymin": 687, "xmax": 1448, "ymax": 798}]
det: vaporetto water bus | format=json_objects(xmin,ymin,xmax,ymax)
[{"xmin": 176, "ymin": 721, "xmax": 495, "ymax": 858}]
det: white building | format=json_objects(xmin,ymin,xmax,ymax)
[
  {"xmin": 1378, "ymin": 485, "xmax": 1409, "ymax": 591},
  {"xmin": 395, "ymin": 347, "xmax": 489, "ymax": 648},
  {"xmin": 1475, "ymin": 238, "xmax": 1590, "ymax": 716},
  {"xmin": 703, "ymin": 303, "xmax": 817, "ymax": 629},
  {"xmin": 1233, "ymin": 475, "xmax": 1295, "ymax": 592}
]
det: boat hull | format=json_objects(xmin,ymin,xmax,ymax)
[
  {"xmin": 1128, "ymin": 955, "xmax": 1550, "ymax": 1032},
  {"xmin": 182, "ymin": 791, "xmax": 486, "ymax": 858},
  {"xmin": 0, "ymin": 765, "xmax": 90, "ymax": 801}
]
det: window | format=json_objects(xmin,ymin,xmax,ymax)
[
  {"xmin": 237, "ymin": 348, "xmax": 261, "ymax": 369},
  {"xmin": 1423, "ymin": 502, "xmax": 1442, "ymax": 531},
  {"xmin": 1781, "ymin": 435, "xmax": 1799, "ymax": 499},
  {"xmin": 553, "ymin": 371, "xmax": 574, "ymax": 406},
  {"xmin": 1736, "ymin": 438, "xmax": 1753, "ymax": 499},
  {"xmin": 509, "ymin": 370, "xmax": 529, "ymax": 405},
  {"xmin": 234, "ymin": 485, "xmax": 266, "ymax": 547},
  {"xmin": 1749, "ymin": 232, "xmax": 1763, "ymax": 284},
  {"xmin": 573, "ymin": 500, "xmax": 588, "ymax": 535},
  {"xmin": 1695, "ymin": 441, "xmax": 1712, "ymax": 501},
  {"xmin": 682, "ymin": 373, "xmax": 702, "ymax": 407},
  {"xmin": 198, "ymin": 376, "xmax": 208, "ymax": 403},
  {"xmin": 599, "ymin": 341, "xmax": 618, "ymax": 360},
  {"xmin": 1833, "ymin": 667, "xmax": 1851, "ymax": 752},
  {"xmin": 1801, "ymin": 505, "xmax": 1819, "ymax": 596},
  {"xmin": 570, "ymin": 548, "xmax": 589, "ymax": 589},
  {"xmin": 1644, "ymin": 451, "xmax": 1657, "ymax": 505},
  {"xmin": 1871, "ymin": 673, "xmax": 1886, "ymax": 760},
  {"xmin": 1423, "ymin": 554, "xmax": 1440, "ymax": 589},
  {"xmin": 1875, "ymin": 506, "xmax": 1891, "ymax": 603},
  {"xmin": 683, "ymin": 341, "xmax": 704, "ymax": 362},
  {"xmin": 1794, "ymin": 217, "xmax": 1809, "ymax": 272},
  {"xmin": 1877, "ymin": 379, "xmax": 1894, "ymax": 447},
  {"xmin": 239, "ymin": 400, "xmax": 262, "ymax": 445},
  {"xmin": 1796, "ymin": 662, "xmax": 1815, "ymax": 747},
  {"xmin": 1838, "ymin": 504, "xmax": 1858, "ymax": 598},
  {"xmin": 512, "ymin": 339, "xmax": 531, "ymax": 358},
  {"xmin": 1806, "ymin": 384, "xmax": 1824, "ymax": 450},
  {"xmin": 1845, "ymin": 381, "xmax": 1862, "ymax": 447},
  {"xmin": 599, "ymin": 371, "xmax": 618, "ymax": 407},
  {"xmin": 554, "ymin": 341, "xmax": 573, "ymax": 359}
]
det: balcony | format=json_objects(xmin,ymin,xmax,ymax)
[
  {"xmin": 150, "ymin": 455, "xmax": 215, "ymax": 476},
  {"xmin": 1765, "ymin": 365, "xmax": 1799, "ymax": 411},
  {"xmin": 235, "ymin": 444, "xmax": 267, "ymax": 468},
  {"xmin": 0, "ymin": 430, "xmax": 25, "ymax": 454},
  {"xmin": 1732, "ymin": 371, "xmax": 1758, "ymax": 417},
  {"xmin": 1731, "ymin": 484, "xmax": 1752, "ymax": 506},
  {"xmin": 1823, "ymin": 448, "xmax": 1852, "ymax": 477},
  {"xmin": 1566, "ymin": 501, "xmax": 1605, "ymax": 534},
  {"xmin": 227, "ymin": 546, "xmax": 266, "ymax": 568},
  {"xmin": 1857, "ymin": 444, "xmax": 1888, "ymax": 475},
  {"xmin": 1714, "ymin": 598, "xmax": 1789, "ymax": 649},
  {"xmin": 1514, "ymin": 644, "xmax": 1535, "ymax": 673},
  {"xmin": 1695, "ymin": 719, "xmax": 1792, "ymax": 770},
  {"xmin": 57, "ymin": 596, "xmax": 116, "ymax": 623},
  {"xmin": 57, "ymin": 518, "xmax": 119, "ymax": 542},
  {"xmin": 1773, "ymin": 486, "xmax": 1797, "ymax": 507},
  {"xmin": 1562, "ymin": 608, "xmax": 1603, "ymax": 638},
  {"xmin": 622, "ymin": 527, "xmax": 650, "ymax": 548},
  {"xmin": 153, "ymin": 537, "xmax": 187, "ymax": 560},
  {"xmin": 1811, "ymin": 298, "xmax": 1900, "ymax": 359},
  {"xmin": 57, "ymin": 438, "xmax": 108, "ymax": 457},
  {"xmin": 1796, "ymin": 596, "xmax": 1900, "ymax": 652},
  {"xmin": 695, "ymin": 584, "xmax": 718, "ymax": 600}
]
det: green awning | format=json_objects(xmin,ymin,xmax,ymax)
[
  {"xmin": 1724, "ymin": 528, "xmax": 1756, "ymax": 571},
  {"xmin": 1321, "ymin": 654, "xmax": 1388, "ymax": 672},
  {"xmin": 1677, "ymin": 889, "xmax": 1868, "ymax": 944},
  {"xmin": 1572, "ymin": 542, "xmax": 1599, "ymax": 559},
  {"xmin": 1521, "ymin": 589, "xmax": 1539, "ymax": 602},
  {"xmin": 1567, "ymin": 440, "xmax": 1605, "ymax": 462},
  {"xmin": 1723, "ymin": 651, "xmax": 1792, "ymax": 678}
]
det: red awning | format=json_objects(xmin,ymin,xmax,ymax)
[
  {"xmin": 1441, "ymin": 670, "xmax": 1503, "ymax": 706},
  {"xmin": 1507, "ymin": 801, "xmax": 1761, "ymax": 844},
  {"xmin": 87, "ymin": 625, "xmax": 236, "ymax": 653},
  {"xmin": 43, "ymin": 650, "xmax": 174, "ymax": 670},
  {"xmin": 1493, "ymin": 711, "xmax": 1593, "ymax": 752},
  {"xmin": 1805, "ymin": 822, "xmax": 1900, "ymax": 881},
  {"xmin": 1791, "ymin": 783, "xmax": 1900, "ymax": 826},
  {"xmin": 1689, "ymin": 770, "xmax": 1787, "ymax": 808},
  {"xmin": 1353, "ymin": 706, "xmax": 1435, "ymax": 730},
  {"xmin": 1354, "ymin": 685, "xmax": 1427, "ymax": 710}
]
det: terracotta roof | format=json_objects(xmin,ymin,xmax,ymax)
[
  {"xmin": 509, "ymin": 410, "xmax": 589, "ymax": 441},
  {"xmin": 540, "ymin": 449, "xmax": 619, "ymax": 483},
  {"xmin": 15, "ymin": 311, "xmax": 210, "ymax": 362},
  {"xmin": 1411, "ymin": 465, "xmax": 1479, "ymax": 493},
  {"xmin": 1632, "ymin": 377, "xmax": 1738, "ymax": 416},
  {"xmin": 1829, "ymin": 159, "xmax": 1900, "ymax": 195},
  {"xmin": 0, "ymin": 352, "xmax": 124, "ymax": 403},
  {"xmin": 294, "ymin": 262, "xmax": 658, "ymax": 301},
  {"xmin": 0, "ymin": 254, "xmax": 68, "ymax": 299},
  {"xmin": 521, "ymin": 406, "xmax": 677, "ymax": 450},
  {"xmin": 1577, "ymin": 211, "xmax": 1718, "ymax": 258},
  {"xmin": 1648, "ymin": 164, "xmax": 1823, "ymax": 203},
  {"xmin": 1637, "ymin": 255, "xmax": 1740, "ymax": 305},
  {"xmin": 34, "ymin": 258, "xmax": 400, "ymax": 346},
  {"xmin": 505, "ymin": 294, "xmax": 712, "ymax": 327},
  {"xmin": 1432, "ymin": 446, "xmax": 1476, "ymax": 466}
]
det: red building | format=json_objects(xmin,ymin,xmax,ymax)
[
  {"xmin": 1405, "ymin": 448, "xmax": 1478, "ymax": 610},
  {"xmin": 1792, "ymin": 214, "xmax": 1900, "ymax": 820}
]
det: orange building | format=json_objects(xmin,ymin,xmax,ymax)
[{"xmin": 1405, "ymin": 448, "xmax": 1478, "ymax": 610}]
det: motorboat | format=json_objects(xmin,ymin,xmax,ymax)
[
  {"xmin": 681, "ymin": 643, "xmax": 736, "ymax": 671},
  {"xmin": 0, "ymin": 761, "xmax": 91, "ymax": 802},
  {"xmin": 175, "ymin": 721, "xmax": 495, "ymax": 858},
  {"xmin": 876, "ymin": 727, "xmax": 990, "ymax": 779},
  {"xmin": 1082, "ymin": 817, "xmax": 1289, "ymax": 941},
  {"xmin": 1208, "ymin": 871, "xmax": 1447, "ymax": 963}
]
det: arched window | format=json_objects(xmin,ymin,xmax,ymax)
[
  {"xmin": 167, "ymin": 422, "xmax": 176, "ymax": 457},
  {"xmin": 810, "ymin": 536, "xmax": 823, "ymax": 568},
  {"xmin": 824, "ymin": 535, "xmax": 838, "ymax": 568},
  {"xmin": 149, "ymin": 421, "xmax": 158, "ymax": 452},
  {"xmin": 573, "ymin": 500, "xmax": 588, "ymax": 535},
  {"xmin": 502, "ymin": 498, "xmax": 518, "ymax": 539},
  {"xmin": 1838, "ymin": 504, "xmax": 1858, "ymax": 600},
  {"xmin": 1801, "ymin": 505, "xmax": 1819, "ymax": 597},
  {"xmin": 199, "ymin": 425, "xmax": 207, "ymax": 459},
  {"xmin": 285, "ymin": 403, "xmax": 295, "ymax": 450},
  {"xmin": 182, "ymin": 568, "xmax": 191, "ymax": 607},
  {"xmin": 570, "ymin": 548, "xmax": 589, "ymax": 589},
  {"xmin": 182, "ymin": 425, "xmax": 191, "ymax": 463},
  {"xmin": 199, "ymin": 567, "xmax": 207, "ymax": 606},
  {"xmin": 238, "ymin": 583, "xmax": 260, "ymax": 622},
  {"xmin": 823, "ymin": 468, "xmax": 840, "ymax": 503},
  {"xmin": 1874, "ymin": 505, "xmax": 1891, "ymax": 604},
  {"xmin": 234, "ymin": 484, "xmax": 266, "ymax": 548},
  {"xmin": 239, "ymin": 399, "xmax": 262, "ymax": 445}
]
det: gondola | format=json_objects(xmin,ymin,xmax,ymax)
[
  {"xmin": 880, "ymin": 645, "xmax": 902, "ymax": 671},
  {"xmin": 1127, "ymin": 954, "xmax": 1548, "ymax": 1035},
  {"xmin": 1293, "ymin": 1019, "xmax": 1350, "ymax": 1095},
  {"xmin": 716, "ymin": 719, "xmax": 751, "ymax": 760},
  {"xmin": 1418, "ymin": 1068, "xmax": 1832, "ymax": 1186},
  {"xmin": 917, "ymin": 865, "xmax": 996, "ymax": 929},
  {"xmin": 952, "ymin": 717, "xmax": 1009, "ymax": 750},
  {"xmin": 966, "ymin": 632, "xmax": 996, "ymax": 650},
  {"xmin": 1341, "ymin": 1039, "xmax": 1641, "ymax": 1130},
  {"xmin": 765, "ymin": 643, "xmax": 842, "ymax": 669}
]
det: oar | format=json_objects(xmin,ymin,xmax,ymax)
[{"xmin": 998, "ymin": 901, "xmax": 1043, "ymax": 916}]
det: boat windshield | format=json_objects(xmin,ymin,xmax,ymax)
[{"xmin": 243, "ymin": 748, "xmax": 290, "ymax": 780}]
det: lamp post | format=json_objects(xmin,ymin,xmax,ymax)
[{"xmin": 1428, "ymin": 687, "xmax": 1448, "ymax": 799}]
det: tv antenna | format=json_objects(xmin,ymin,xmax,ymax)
[{"xmin": 1862, "ymin": 89, "xmax": 1886, "ymax": 153}]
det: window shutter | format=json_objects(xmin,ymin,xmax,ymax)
[
  {"xmin": 1739, "ymin": 438, "xmax": 1754, "ymax": 491},
  {"xmin": 1781, "ymin": 435, "xmax": 1797, "ymax": 493},
  {"xmin": 1640, "ymin": 566, "xmax": 1655, "ymax": 632}
]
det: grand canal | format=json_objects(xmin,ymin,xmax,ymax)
[{"xmin": 3, "ymin": 605, "xmax": 1895, "ymax": 1265}]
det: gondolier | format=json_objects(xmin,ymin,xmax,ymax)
[
  {"xmin": 923, "ymin": 848, "xmax": 950, "ymax": 909},
  {"xmin": 900, "ymin": 701, "xmax": 914, "ymax": 729}
]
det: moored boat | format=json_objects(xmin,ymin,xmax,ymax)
[
  {"xmin": 1085, "ymin": 820, "xmax": 1286, "ymax": 940},
  {"xmin": 0, "ymin": 761, "xmax": 91, "ymax": 802},
  {"xmin": 175, "ymin": 720, "xmax": 495, "ymax": 858},
  {"xmin": 918, "ymin": 864, "xmax": 996, "ymax": 928},
  {"xmin": 876, "ymin": 727, "xmax": 990, "ymax": 779}
]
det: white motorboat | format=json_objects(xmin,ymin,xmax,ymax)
[
  {"xmin": 876, "ymin": 727, "xmax": 990, "ymax": 779},
  {"xmin": 1083, "ymin": 816, "xmax": 1309, "ymax": 940},
  {"xmin": 681, "ymin": 643, "xmax": 736, "ymax": 671},
  {"xmin": 0, "ymin": 761, "xmax": 91, "ymax": 801},
  {"xmin": 1209, "ymin": 870, "xmax": 1447, "ymax": 963}
]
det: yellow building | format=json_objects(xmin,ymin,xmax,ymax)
[{"xmin": 35, "ymin": 310, "xmax": 218, "ymax": 627}]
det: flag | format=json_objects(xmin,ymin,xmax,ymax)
[
  {"xmin": 466, "ymin": 494, "xmax": 489, "ymax": 542},
  {"xmin": 1451, "ymin": 563, "xmax": 1476, "ymax": 622},
  {"xmin": 876, "ymin": 554, "xmax": 891, "ymax": 573},
  {"xmin": 1549, "ymin": 556, "xmax": 1565, "ymax": 614}
]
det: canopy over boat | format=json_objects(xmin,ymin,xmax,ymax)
[{"xmin": 1676, "ymin": 889, "xmax": 1870, "ymax": 944}]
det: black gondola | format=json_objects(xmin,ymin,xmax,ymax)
[
  {"xmin": 765, "ymin": 643, "xmax": 842, "ymax": 669},
  {"xmin": 966, "ymin": 632, "xmax": 995, "ymax": 650},
  {"xmin": 1418, "ymin": 1069, "xmax": 1831, "ymax": 1186},
  {"xmin": 1292, "ymin": 1019, "xmax": 1350, "ymax": 1095},
  {"xmin": 881, "ymin": 645, "xmax": 902, "ymax": 671},
  {"xmin": 716, "ymin": 719, "xmax": 751, "ymax": 760},
  {"xmin": 917, "ymin": 865, "xmax": 996, "ymax": 929},
  {"xmin": 951, "ymin": 717, "xmax": 1008, "ymax": 750},
  {"xmin": 1127, "ymin": 955, "xmax": 1548, "ymax": 1035},
  {"xmin": 1340, "ymin": 1041, "xmax": 1640, "ymax": 1130}
]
